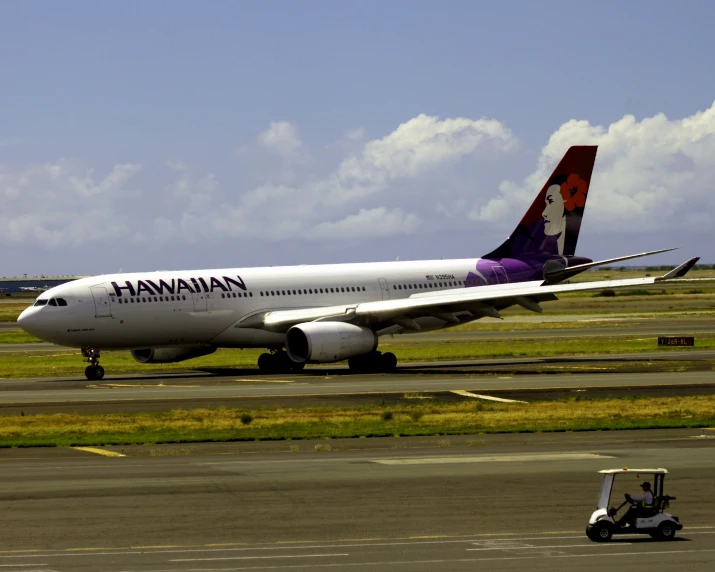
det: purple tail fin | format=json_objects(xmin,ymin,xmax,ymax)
[{"xmin": 485, "ymin": 145, "xmax": 598, "ymax": 259}]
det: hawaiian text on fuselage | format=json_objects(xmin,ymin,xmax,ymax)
[{"xmin": 111, "ymin": 276, "xmax": 246, "ymax": 297}]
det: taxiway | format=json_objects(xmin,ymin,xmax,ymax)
[{"xmin": 0, "ymin": 429, "xmax": 713, "ymax": 571}]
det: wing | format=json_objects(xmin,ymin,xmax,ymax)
[{"xmin": 236, "ymin": 257, "xmax": 700, "ymax": 334}]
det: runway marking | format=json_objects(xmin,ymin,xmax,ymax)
[
  {"xmin": 2, "ymin": 530, "xmax": 712, "ymax": 557},
  {"xmin": 465, "ymin": 543, "xmax": 625, "ymax": 551},
  {"xmin": 451, "ymin": 389, "xmax": 526, "ymax": 403},
  {"xmin": 171, "ymin": 553, "xmax": 349, "ymax": 562},
  {"xmin": 87, "ymin": 384, "xmax": 200, "ymax": 389},
  {"xmin": 372, "ymin": 452, "xmax": 612, "ymax": 465},
  {"xmin": 71, "ymin": 447, "xmax": 125, "ymax": 458},
  {"xmin": 234, "ymin": 379, "xmax": 295, "ymax": 383},
  {"xmin": 106, "ymin": 549, "xmax": 715, "ymax": 571}
]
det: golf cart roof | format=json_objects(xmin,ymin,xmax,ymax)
[{"xmin": 599, "ymin": 468, "xmax": 668, "ymax": 475}]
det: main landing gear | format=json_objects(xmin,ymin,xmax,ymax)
[
  {"xmin": 82, "ymin": 347, "xmax": 105, "ymax": 381},
  {"xmin": 348, "ymin": 351, "xmax": 397, "ymax": 374},
  {"xmin": 257, "ymin": 350, "xmax": 306, "ymax": 374}
]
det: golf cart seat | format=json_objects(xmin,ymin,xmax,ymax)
[{"xmin": 654, "ymin": 495, "xmax": 676, "ymax": 512}]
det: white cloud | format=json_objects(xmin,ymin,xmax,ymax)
[
  {"xmin": 256, "ymin": 121, "xmax": 304, "ymax": 159},
  {"xmin": 0, "ymin": 160, "xmax": 142, "ymax": 246},
  {"xmin": 343, "ymin": 127, "xmax": 366, "ymax": 141},
  {"xmin": 310, "ymin": 207, "xmax": 421, "ymax": 239},
  {"xmin": 477, "ymin": 102, "xmax": 715, "ymax": 232},
  {"xmin": 177, "ymin": 113, "xmax": 516, "ymax": 242}
]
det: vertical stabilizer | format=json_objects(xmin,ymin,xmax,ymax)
[{"xmin": 486, "ymin": 145, "xmax": 598, "ymax": 259}]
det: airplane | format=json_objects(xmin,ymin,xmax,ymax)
[
  {"xmin": 19, "ymin": 285, "xmax": 49, "ymax": 293},
  {"xmin": 17, "ymin": 145, "xmax": 699, "ymax": 381}
]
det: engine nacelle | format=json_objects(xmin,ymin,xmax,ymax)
[
  {"xmin": 130, "ymin": 346, "xmax": 217, "ymax": 364},
  {"xmin": 286, "ymin": 322, "xmax": 377, "ymax": 363}
]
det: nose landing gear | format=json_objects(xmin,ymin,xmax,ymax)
[{"xmin": 82, "ymin": 347, "xmax": 105, "ymax": 381}]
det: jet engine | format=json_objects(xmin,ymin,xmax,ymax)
[
  {"xmin": 285, "ymin": 322, "xmax": 377, "ymax": 363},
  {"xmin": 130, "ymin": 346, "xmax": 217, "ymax": 364}
]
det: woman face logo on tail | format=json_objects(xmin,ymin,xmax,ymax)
[{"xmin": 541, "ymin": 173, "xmax": 588, "ymax": 255}]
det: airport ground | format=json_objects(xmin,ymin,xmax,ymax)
[
  {"xmin": 1, "ymin": 429, "xmax": 714, "ymax": 571},
  {"xmin": 1, "ymin": 280, "xmax": 714, "ymax": 570}
]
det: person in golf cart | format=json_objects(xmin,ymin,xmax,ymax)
[{"xmin": 617, "ymin": 481, "xmax": 655, "ymax": 528}]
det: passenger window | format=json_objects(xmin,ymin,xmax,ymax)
[{"xmin": 249, "ymin": 292, "xmax": 252, "ymax": 297}]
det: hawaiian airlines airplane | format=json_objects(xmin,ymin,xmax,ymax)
[{"xmin": 18, "ymin": 146, "xmax": 698, "ymax": 380}]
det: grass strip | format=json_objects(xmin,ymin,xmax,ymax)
[
  {"xmin": 0, "ymin": 330, "xmax": 42, "ymax": 344},
  {"xmin": 2, "ymin": 396, "xmax": 714, "ymax": 448},
  {"xmin": 2, "ymin": 337, "xmax": 715, "ymax": 378}
]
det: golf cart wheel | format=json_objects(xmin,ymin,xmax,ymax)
[
  {"xmin": 591, "ymin": 522, "xmax": 613, "ymax": 542},
  {"xmin": 657, "ymin": 521, "xmax": 676, "ymax": 541}
]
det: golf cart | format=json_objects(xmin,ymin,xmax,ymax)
[{"xmin": 586, "ymin": 468, "xmax": 682, "ymax": 542}]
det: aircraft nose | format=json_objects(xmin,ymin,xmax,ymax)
[{"xmin": 17, "ymin": 306, "xmax": 39, "ymax": 334}]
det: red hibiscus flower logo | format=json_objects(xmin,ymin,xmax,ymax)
[{"xmin": 560, "ymin": 173, "xmax": 588, "ymax": 212}]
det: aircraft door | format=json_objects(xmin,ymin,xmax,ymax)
[
  {"xmin": 90, "ymin": 287, "xmax": 112, "ymax": 318},
  {"xmin": 192, "ymin": 289, "xmax": 208, "ymax": 311},
  {"xmin": 378, "ymin": 278, "xmax": 390, "ymax": 300},
  {"xmin": 491, "ymin": 266, "xmax": 509, "ymax": 284}
]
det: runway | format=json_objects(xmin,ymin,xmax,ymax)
[
  {"xmin": 1, "ymin": 353, "xmax": 715, "ymax": 413},
  {"xmin": 1, "ymin": 429, "xmax": 713, "ymax": 571}
]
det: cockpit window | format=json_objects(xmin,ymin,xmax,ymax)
[
  {"xmin": 56, "ymin": 298, "xmax": 68, "ymax": 306},
  {"xmin": 48, "ymin": 299, "xmax": 57, "ymax": 306},
  {"xmin": 33, "ymin": 299, "xmax": 48, "ymax": 307}
]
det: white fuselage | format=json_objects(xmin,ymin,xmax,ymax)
[{"xmin": 18, "ymin": 258, "xmax": 495, "ymax": 350}]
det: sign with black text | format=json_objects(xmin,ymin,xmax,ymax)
[{"xmin": 658, "ymin": 336, "xmax": 695, "ymax": 347}]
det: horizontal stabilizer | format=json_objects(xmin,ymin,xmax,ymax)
[{"xmin": 543, "ymin": 248, "xmax": 677, "ymax": 283}]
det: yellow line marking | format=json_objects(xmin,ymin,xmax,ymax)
[
  {"xmin": 452, "ymin": 389, "xmax": 527, "ymax": 404},
  {"xmin": 87, "ymin": 384, "xmax": 200, "ymax": 389},
  {"xmin": 72, "ymin": 447, "xmax": 125, "ymax": 458},
  {"xmin": 234, "ymin": 378, "xmax": 294, "ymax": 383},
  {"xmin": 1, "ymin": 527, "xmax": 712, "ymax": 554}
]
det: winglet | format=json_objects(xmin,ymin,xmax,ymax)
[{"xmin": 657, "ymin": 257, "xmax": 700, "ymax": 281}]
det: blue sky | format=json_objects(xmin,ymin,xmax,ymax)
[{"xmin": 2, "ymin": 1, "xmax": 714, "ymax": 275}]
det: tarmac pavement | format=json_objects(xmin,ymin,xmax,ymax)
[{"xmin": 0, "ymin": 429, "xmax": 713, "ymax": 571}]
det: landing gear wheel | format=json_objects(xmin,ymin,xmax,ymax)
[
  {"xmin": 290, "ymin": 361, "xmax": 306, "ymax": 372},
  {"xmin": 348, "ymin": 351, "xmax": 398, "ymax": 374},
  {"xmin": 82, "ymin": 347, "xmax": 104, "ymax": 380},
  {"xmin": 381, "ymin": 352, "xmax": 397, "ymax": 372},
  {"xmin": 85, "ymin": 365, "xmax": 105, "ymax": 381},
  {"xmin": 258, "ymin": 353, "xmax": 274, "ymax": 372},
  {"xmin": 657, "ymin": 521, "xmax": 676, "ymax": 541},
  {"xmin": 591, "ymin": 522, "xmax": 613, "ymax": 542},
  {"xmin": 257, "ymin": 351, "xmax": 303, "ymax": 374}
]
